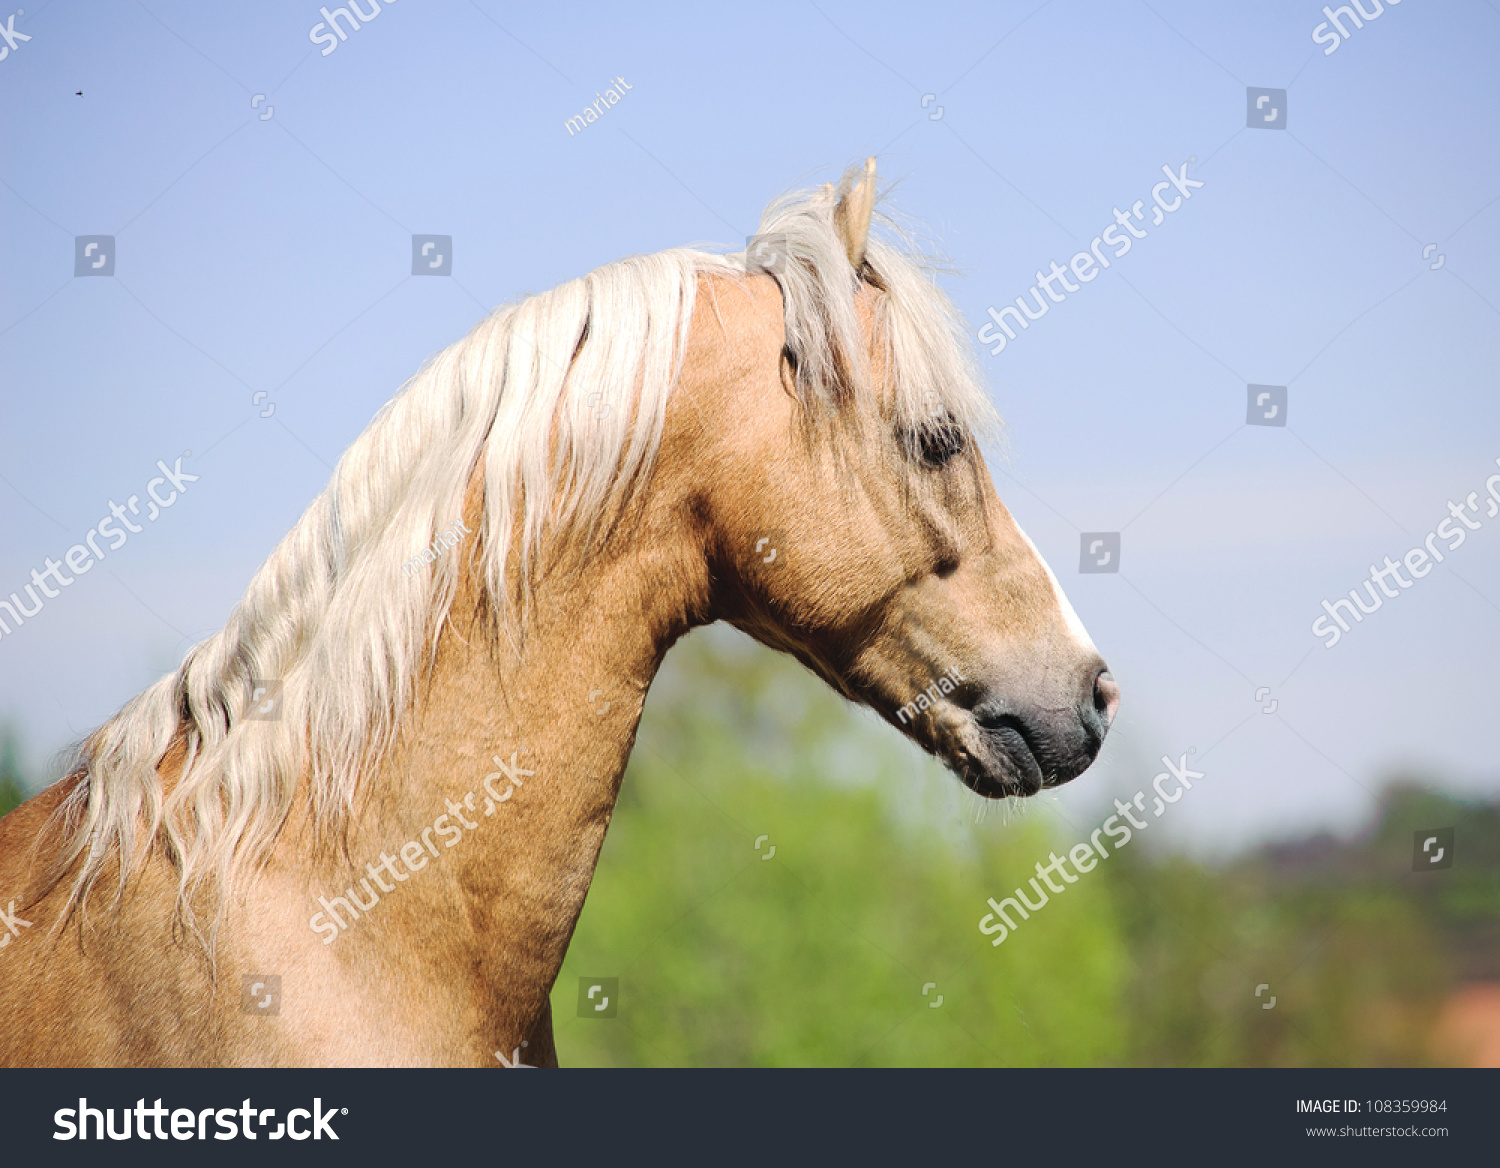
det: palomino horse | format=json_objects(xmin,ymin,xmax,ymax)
[{"xmin": 0, "ymin": 159, "xmax": 1117, "ymax": 1066}]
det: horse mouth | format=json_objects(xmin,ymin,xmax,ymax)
[
  {"xmin": 955, "ymin": 718, "xmax": 1047, "ymax": 799},
  {"xmin": 873, "ymin": 685, "xmax": 1079, "ymax": 800}
]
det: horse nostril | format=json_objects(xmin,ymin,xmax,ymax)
[{"xmin": 1093, "ymin": 669, "xmax": 1120, "ymax": 726}]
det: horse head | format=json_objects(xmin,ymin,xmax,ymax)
[{"xmin": 688, "ymin": 159, "xmax": 1117, "ymax": 798}]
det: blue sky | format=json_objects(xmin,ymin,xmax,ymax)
[{"xmin": 2, "ymin": 0, "xmax": 1498, "ymax": 854}]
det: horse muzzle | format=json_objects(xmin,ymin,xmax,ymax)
[{"xmin": 961, "ymin": 664, "xmax": 1118, "ymax": 798}]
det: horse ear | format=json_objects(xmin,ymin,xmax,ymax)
[{"xmin": 833, "ymin": 157, "xmax": 877, "ymax": 270}]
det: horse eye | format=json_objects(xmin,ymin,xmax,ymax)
[{"xmin": 915, "ymin": 422, "xmax": 966, "ymax": 467}]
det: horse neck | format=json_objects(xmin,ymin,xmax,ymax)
[{"xmin": 333, "ymin": 478, "xmax": 713, "ymax": 1017}]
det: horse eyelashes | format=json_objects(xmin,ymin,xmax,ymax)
[{"xmin": 914, "ymin": 422, "xmax": 967, "ymax": 467}]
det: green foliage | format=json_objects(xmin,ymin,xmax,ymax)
[
  {"xmin": 551, "ymin": 628, "xmax": 1130, "ymax": 1066},
  {"xmin": 0, "ymin": 724, "xmax": 26, "ymax": 818},
  {"xmin": 552, "ymin": 628, "xmax": 1491, "ymax": 1066},
  {"xmin": 1115, "ymin": 847, "xmax": 1447, "ymax": 1067}
]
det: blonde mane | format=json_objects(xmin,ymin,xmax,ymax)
[{"xmin": 51, "ymin": 166, "xmax": 995, "ymax": 933}]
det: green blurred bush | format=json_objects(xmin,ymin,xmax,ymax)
[
  {"xmin": 0, "ymin": 725, "xmax": 25, "ymax": 818},
  {"xmin": 551, "ymin": 628, "xmax": 1492, "ymax": 1067}
]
